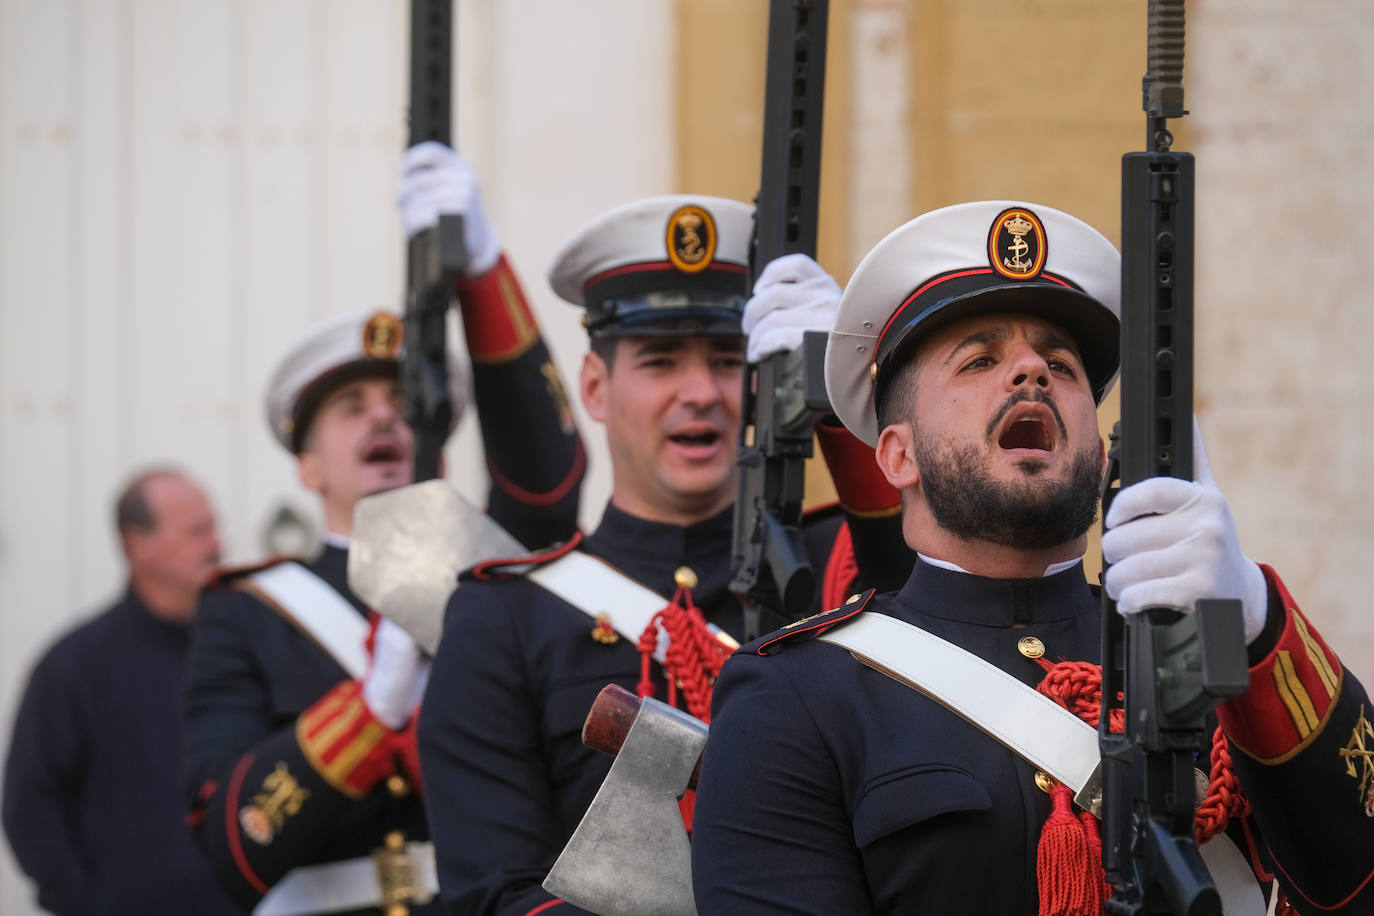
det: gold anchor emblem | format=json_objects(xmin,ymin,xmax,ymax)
[{"xmin": 989, "ymin": 207, "xmax": 1045, "ymax": 280}]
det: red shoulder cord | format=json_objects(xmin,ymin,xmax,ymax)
[
  {"xmin": 635, "ymin": 585, "xmax": 731, "ymax": 724},
  {"xmin": 1030, "ymin": 657, "xmax": 1289, "ymax": 915},
  {"xmin": 634, "ymin": 584, "xmax": 732, "ymax": 833}
]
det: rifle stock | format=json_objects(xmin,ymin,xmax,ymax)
[
  {"xmin": 731, "ymin": 0, "xmax": 830, "ymax": 641},
  {"xmin": 403, "ymin": 0, "xmax": 466, "ymax": 483}
]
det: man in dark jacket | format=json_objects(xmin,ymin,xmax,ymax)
[{"xmin": 3, "ymin": 468, "xmax": 238, "ymax": 916}]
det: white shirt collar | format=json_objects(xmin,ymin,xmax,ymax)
[{"xmin": 916, "ymin": 551, "xmax": 1082, "ymax": 579}]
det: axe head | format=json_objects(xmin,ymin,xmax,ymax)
[
  {"xmin": 348, "ymin": 480, "xmax": 524, "ymax": 654},
  {"xmin": 544, "ymin": 696, "xmax": 708, "ymax": 916}
]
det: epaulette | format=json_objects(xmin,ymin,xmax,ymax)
[
  {"xmin": 207, "ymin": 555, "xmax": 298, "ymax": 588},
  {"xmin": 464, "ymin": 531, "xmax": 585, "ymax": 583},
  {"xmin": 750, "ymin": 588, "xmax": 877, "ymax": 657}
]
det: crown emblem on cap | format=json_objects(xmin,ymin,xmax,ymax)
[
  {"xmin": 362, "ymin": 311, "xmax": 404, "ymax": 360},
  {"xmin": 988, "ymin": 207, "xmax": 1046, "ymax": 281},
  {"xmin": 665, "ymin": 205, "xmax": 717, "ymax": 274},
  {"xmin": 1004, "ymin": 214, "xmax": 1034, "ymax": 237}
]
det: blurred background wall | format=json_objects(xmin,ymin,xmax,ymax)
[{"xmin": 2, "ymin": 1, "xmax": 1369, "ymax": 911}]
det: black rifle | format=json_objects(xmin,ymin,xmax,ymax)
[
  {"xmin": 403, "ymin": 0, "xmax": 467, "ymax": 482},
  {"xmin": 1098, "ymin": 2, "xmax": 1250, "ymax": 912},
  {"xmin": 730, "ymin": 0, "xmax": 833, "ymax": 642}
]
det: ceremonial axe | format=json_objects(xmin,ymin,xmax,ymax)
[
  {"xmin": 347, "ymin": 479, "xmax": 524, "ymax": 652},
  {"xmin": 543, "ymin": 685, "xmax": 707, "ymax": 916}
]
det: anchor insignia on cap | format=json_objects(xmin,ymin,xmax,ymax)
[
  {"xmin": 988, "ymin": 207, "xmax": 1047, "ymax": 281},
  {"xmin": 666, "ymin": 205, "xmax": 717, "ymax": 274}
]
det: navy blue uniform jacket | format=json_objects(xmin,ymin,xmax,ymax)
[
  {"xmin": 2, "ymin": 588, "xmax": 240, "ymax": 916},
  {"xmin": 183, "ymin": 257, "xmax": 586, "ymax": 914},
  {"xmin": 692, "ymin": 560, "xmax": 1374, "ymax": 913},
  {"xmin": 418, "ymin": 501, "xmax": 903, "ymax": 916}
]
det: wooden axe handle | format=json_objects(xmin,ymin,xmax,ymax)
[{"xmin": 581, "ymin": 683, "xmax": 702, "ymax": 790}]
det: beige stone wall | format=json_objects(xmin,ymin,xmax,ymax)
[
  {"xmin": 678, "ymin": 0, "xmax": 1373, "ymax": 686},
  {"xmin": 1190, "ymin": 3, "xmax": 1374, "ymax": 686}
]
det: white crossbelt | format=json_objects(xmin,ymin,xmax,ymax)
[
  {"xmin": 253, "ymin": 841, "xmax": 438, "ymax": 916},
  {"xmin": 248, "ymin": 563, "xmax": 370, "ymax": 679},
  {"xmin": 819, "ymin": 612, "xmax": 1265, "ymax": 915},
  {"xmin": 528, "ymin": 551, "xmax": 737, "ymax": 663}
]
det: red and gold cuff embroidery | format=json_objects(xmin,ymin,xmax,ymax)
[
  {"xmin": 455, "ymin": 255, "xmax": 540, "ymax": 363},
  {"xmin": 296, "ymin": 681, "xmax": 397, "ymax": 798},
  {"xmin": 814, "ymin": 422, "xmax": 900, "ymax": 518},
  {"xmin": 1218, "ymin": 565, "xmax": 1344, "ymax": 763}
]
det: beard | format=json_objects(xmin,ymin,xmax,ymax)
[{"xmin": 914, "ymin": 430, "xmax": 1103, "ymax": 551}]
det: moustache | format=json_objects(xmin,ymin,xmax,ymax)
[{"xmin": 984, "ymin": 388, "xmax": 1069, "ymax": 443}]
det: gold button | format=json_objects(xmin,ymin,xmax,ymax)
[
  {"xmin": 674, "ymin": 566, "xmax": 698, "ymax": 590},
  {"xmin": 386, "ymin": 906, "xmax": 409, "ymax": 916},
  {"xmin": 384, "ymin": 830, "xmax": 406, "ymax": 851},
  {"xmin": 845, "ymin": 593, "xmax": 862, "ymax": 605},
  {"xmin": 869, "ymin": 362, "xmax": 878, "ymax": 381},
  {"xmin": 1017, "ymin": 636, "xmax": 1045, "ymax": 659},
  {"xmin": 386, "ymin": 775, "xmax": 410, "ymax": 797},
  {"xmin": 1034, "ymin": 770, "xmax": 1057, "ymax": 794}
]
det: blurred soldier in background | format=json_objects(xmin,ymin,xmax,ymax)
[
  {"xmin": 3, "ymin": 468, "xmax": 237, "ymax": 916},
  {"xmin": 181, "ymin": 143, "xmax": 585, "ymax": 916}
]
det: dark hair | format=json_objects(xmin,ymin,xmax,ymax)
[
  {"xmin": 874, "ymin": 358, "xmax": 919, "ymax": 432},
  {"xmin": 588, "ymin": 335, "xmax": 619, "ymax": 373},
  {"xmin": 114, "ymin": 467, "xmax": 184, "ymax": 535}
]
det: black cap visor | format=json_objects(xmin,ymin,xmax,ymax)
[
  {"xmin": 875, "ymin": 281, "xmax": 1120, "ymax": 403},
  {"xmin": 586, "ymin": 291, "xmax": 745, "ymax": 339}
]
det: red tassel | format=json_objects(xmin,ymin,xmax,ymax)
[
  {"xmin": 634, "ymin": 586, "xmax": 731, "ymax": 722},
  {"xmin": 1037, "ymin": 784, "xmax": 1099, "ymax": 916}
]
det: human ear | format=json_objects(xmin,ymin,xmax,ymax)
[
  {"xmin": 580, "ymin": 352, "xmax": 609, "ymax": 423},
  {"xmin": 297, "ymin": 452, "xmax": 323, "ymax": 495},
  {"xmin": 875, "ymin": 423, "xmax": 919, "ymax": 491}
]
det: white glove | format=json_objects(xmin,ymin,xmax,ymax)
[
  {"xmin": 1102, "ymin": 418, "xmax": 1269, "ymax": 644},
  {"xmin": 396, "ymin": 140, "xmax": 502, "ymax": 277},
  {"xmin": 742, "ymin": 253, "xmax": 842, "ymax": 363},
  {"xmin": 361, "ymin": 618, "xmax": 431, "ymax": 729}
]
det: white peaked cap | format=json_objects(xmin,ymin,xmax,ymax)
[
  {"xmin": 826, "ymin": 201, "xmax": 1121, "ymax": 446},
  {"xmin": 264, "ymin": 309, "xmax": 468, "ymax": 453}
]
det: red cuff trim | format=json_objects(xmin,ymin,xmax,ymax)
[
  {"xmin": 455, "ymin": 255, "xmax": 540, "ymax": 363},
  {"xmin": 525, "ymin": 900, "xmax": 568, "ymax": 915},
  {"xmin": 1218, "ymin": 565, "xmax": 1344, "ymax": 763},
  {"xmin": 756, "ymin": 590, "xmax": 875, "ymax": 656},
  {"xmin": 814, "ymin": 422, "xmax": 900, "ymax": 516},
  {"xmin": 296, "ymin": 682, "xmax": 396, "ymax": 798},
  {"xmin": 225, "ymin": 754, "xmax": 271, "ymax": 896},
  {"xmin": 487, "ymin": 436, "xmax": 586, "ymax": 507}
]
